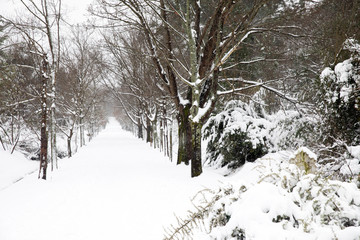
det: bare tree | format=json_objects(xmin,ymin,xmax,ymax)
[
  {"xmin": 3, "ymin": 0, "xmax": 62, "ymax": 179},
  {"xmin": 58, "ymin": 26, "xmax": 104, "ymax": 155}
]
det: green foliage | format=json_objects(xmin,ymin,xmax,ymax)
[
  {"xmin": 205, "ymin": 115, "xmax": 268, "ymax": 169},
  {"xmin": 204, "ymin": 100, "xmax": 319, "ymax": 169},
  {"xmin": 220, "ymin": 129, "xmax": 268, "ymax": 169}
]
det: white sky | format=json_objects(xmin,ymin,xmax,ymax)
[{"xmin": 0, "ymin": 0, "xmax": 95, "ymax": 25}]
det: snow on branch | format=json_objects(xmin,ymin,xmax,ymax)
[
  {"xmin": 218, "ymin": 30, "xmax": 257, "ymax": 67},
  {"xmin": 217, "ymin": 77, "xmax": 298, "ymax": 106},
  {"xmin": 222, "ymin": 58, "xmax": 287, "ymax": 71},
  {"xmin": 217, "ymin": 79, "xmax": 278, "ymax": 96}
]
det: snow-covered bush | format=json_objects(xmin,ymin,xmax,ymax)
[
  {"xmin": 204, "ymin": 100, "xmax": 318, "ymax": 169},
  {"xmin": 319, "ymin": 38, "xmax": 360, "ymax": 145},
  {"xmin": 165, "ymin": 153, "xmax": 360, "ymax": 240}
]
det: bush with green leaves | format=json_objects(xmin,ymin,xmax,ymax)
[{"xmin": 220, "ymin": 129, "xmax": 268, "ymax": 169}]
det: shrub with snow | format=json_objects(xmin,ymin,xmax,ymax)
[
  {"xmin": 204, "ymin": 100, "xmax": 318, "ymax": 169},
  {"xmin": 318, "ymin": 38, "xmax": 360, "ymax": 145},
  {"xmin": 165, "ymin": 152, "xmax": 360, "ymax": 240}
]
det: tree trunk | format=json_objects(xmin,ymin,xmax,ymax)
[
  {"xmin": 160, "ymin": 119, "xmax": 164, "ymax": 152},
  {"xmin": 74, "ymin": 125, "xmax": 78, "ymax": 153},
  {"xmin": 137, "ymin": 118, "xmax": 143, "ymax": 139},
  {"xmin": 39, "ymin": 119, "xmax": 48, "ymax": 180},
  {"xmin": 79, "ymin": 115, "xmax": 85, "ymax": 147},
  {"xmin": 177, "ymin": 106, "xmax": 192, "ymax": 165},
  {"xmin": 165, "ymin": 123, "xmax": 169, "ymax": 157},
  {"xmin": 50, "ymin": 107, "xmax": 57, "ymax": 170},
  {"xmin": 67, "ymin": 128, "xmax": 73, "ymax": 158},
  {"xmin": 146, "ymin": 117, "xmax": 152, "ymax": 143},
  {"xmin": 152, "ymin": 119, "xmax": 157, "ymax": 148},
  {"xmin": 191, "ymin": 122, "xmax": 203, "ymax": 177},
  {"xmin": 39, "ymin": 54, "xmax": 48, "ymax": 180},
  {"xmin": 169, "ymin": 124, "xmax": 173, "ymax": 161}
]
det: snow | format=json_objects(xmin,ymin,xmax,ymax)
[
  {"xmin": 348, "ymin": 146, "xmax": 360, "ymax": 159},
  {"xmin": 340, "ymin": 158, "xmax": 360, "ymax": 177},
  {"xmin": 0, "ymin": 118, "xmax": 225, "ymax": 240},
  {"xmin": 321, "ymin": 57, "xmax": 358, "ymax": 105},
  {"xmin": 0, "ymin": 150, "xmax": 38, "ymax": 191},
  {"xmin": 187, "ymin": 154, "xmax": 360, "ymax": 239},
  {"xmin": 290, "ymin": 146, "xmax": 318, "ymax": 160},
  {"xmin": 1, "ymin": 118, "xmax": 359, "ymax": 240}
]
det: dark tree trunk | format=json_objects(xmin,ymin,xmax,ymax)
[
  {"xmin": 165, "ymin": 126, "xmax": 169, "ymax": 157},
  {"xmin": 169, "ymin": 125, "xmax": 173, "ymax": 161},
  {"xmin": 146, "ymin": 117, "xmax": 152, "ymax": 143},
  {"xmin": 191, "ymin": 122, "xmax": 203, "ymax": 177},
  {"xmin": 177, "ymin": 105, "xmax": 192, "ymax": 165},
  {"xmin": 39, "ymin": 54, "xmax": 48, "ymax": 180},
  {"xmin": 152, "ymin": 118, "xmax": 157, "ymax": 148},
  {"xmin": 67, "ymin": 128, "xmax": 73, "ymax": 158},
  {"xmin": 160, "ymin": 119, "xmax": 164, "ymax": 152},
  {"xmin": 137, "ymin": 118, "xmax": 143, "ymax": 139}
]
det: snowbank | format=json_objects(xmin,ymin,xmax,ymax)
[
  {"xmin": 0, "ymin": 149, "xmax": 38, "ymax": 190},
  {"xmin": 166, "ymin": 152, "xmax": 360, "ymax": 240}
]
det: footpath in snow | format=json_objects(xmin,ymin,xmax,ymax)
[{"xmin": 0, "ymin": 118, "xmax": 225, "ymax": 240}]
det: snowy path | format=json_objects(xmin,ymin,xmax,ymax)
[{"xmin": 0, "ymin": 118, "xmax": 224, "ymax": 240}]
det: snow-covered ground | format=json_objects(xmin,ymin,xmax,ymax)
[
  {"xmin": 0, "ymin": 118, "xmax": 225, "ymax": 240},
  {"xmin": 0, "ymin": 149, "xmax": 38, "ymax": 191},
  {"xmin": 1, "ymin": 118, "xmax": 359, "ymax": 240}
]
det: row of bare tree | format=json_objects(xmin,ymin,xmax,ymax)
[
  {"xmin": 0, "ymin": 0, "xmax": 107, "ymax": 179},
  {"xmin": 91, "ymin": 0, "xmax": 310, "ymax": 177},
  {"xmin": 1, "ymin": 0, "xmax": 359, "ymax": 178},
  {"xmin": 92, "ymin": 0, "xmax": 360, "ymax": 177}
]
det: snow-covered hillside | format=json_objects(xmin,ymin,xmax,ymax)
[{"xmin": 1, "ymin": 118, "xmax": 359, "ymax": 240}]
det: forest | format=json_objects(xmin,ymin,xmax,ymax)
[{"xmin": 0, "ymin": 0, "xmax": 360, "ymax": 239}]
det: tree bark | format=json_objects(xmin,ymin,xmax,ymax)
[
  {"xmin": 152, "ymin": 118, "xmax": 157, "ymax": 148},
  {"xmin": 39, "ymin": 54, "xmax": 48, "ymax": 180},
  {"xmin": 79, "ymin": 115, "xmax": 85, "ymax": 147},
  {"xmin": 67, "ymin": 128, "xmax": 73, "ymax": 158},
  {"xmin": 137, "ymin": 118, "xmax": 143, "ymax": 139},
  {"xmin": 146, "ymin": 117, "xmax": 152, "ymax": 143},
  {"xmin": 169, "ymin": 123, "xmax": 173, "ymax": 162},
  {"xmin": 160, "ymin": 119, "xmax": 164, "ymax": 152},
  {"xmin": 191, "ymin": 121, "xmax": 202, "ymax": 177},
  {"xmin": 177, "ymin": 105, "xmax": 192, "ymax": 165}
]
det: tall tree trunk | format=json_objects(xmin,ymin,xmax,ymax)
[
  {"xmin": 177, "ymin": 106, "xmax": 192, "ymax": 165},
  {"xmin": 146, "ymin": 117, "xmax": 152, "ymax": 143},
  {"xmin": 79, "ymin": 115, "xmax": 85, "ymax": 147},
  {"xmin": 137, "ymin": 118, "xmax": 143, "ymax": 139},
  {"xmin": 191, "ymin": 122, "xmax": 202, "ymax": 177},
  {"xmin": 67, "ymin": 128, "xmax": 73, "ymax": 158},
  {"xmin": 74, "ymin": 125, "xmax": 78, "ymax": 153},
  {"xmin": 39, "ymin": 54, "xmax": 48, "ymax": 180},
  {"xmin": 50, "ymin": 106, "xmax": 57, "ymax": 170},
  {"xmin": 169, "ymin": 124, "xmax": 173, "ymax": 162},
  {"xmin": 165, "ymin": 122, "xmax": 169, "ymax": 157},
  {"xmin": 160, "ymin": 119, "xmax": 164, "ymax": 152},
  {"xmin": 152, "ymin": 119, "xmax": 157, "ymax": 148}
]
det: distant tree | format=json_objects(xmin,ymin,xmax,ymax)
[
  {"xmin": 102, "ymin": 29, "xmax": 173, "ymax": 153},
  {"xmin": 58, "ymin": 26, "xmax": 105, "ymax": 156}
]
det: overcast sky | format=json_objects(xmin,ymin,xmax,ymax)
[{"xmin": 0, "ymin": 0, "xmax": 94, "ymax": 24}]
